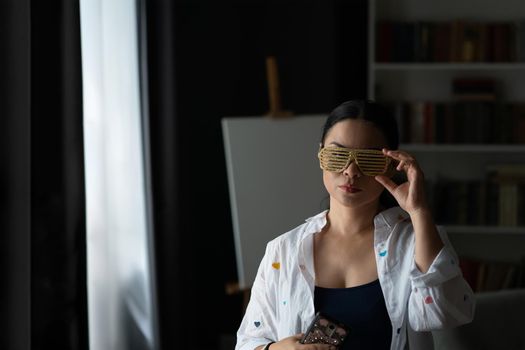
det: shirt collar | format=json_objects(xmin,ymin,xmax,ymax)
[
  {"xmin": 304, "ymin": 210, "xmax": 329, "ymax": 236},
  {"xmin": 304, "ymin": 206, "xmax": 408, "ymax": 234},
  {"xmin": 299, "ymin": 206, "xmax": 409, "ymax": 284}
]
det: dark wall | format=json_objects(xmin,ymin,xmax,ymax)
[
  {"xmin": 147, "ymin": 1, "xmax": 367, "ymax": 349},
  {"xmin": 174, "ymin": 0, "xmax": 367, "ymax": 115},
  {"xmin": 1, "ymin": 1, "xmax": 87, "ymax": 349},
  {"xmin": 0, "ymin": 1, "xmax": 31, "ymax": 349},
  {"xmin": 30, "ymin": 1, "xmax": 88, "ymax": 349}
]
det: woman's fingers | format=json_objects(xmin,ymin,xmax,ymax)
[
  {"xmin": 397, "ymin": 159, "xmax": 413, "ymax": 172},
  {"xmin": 272, "ymin": 333, "xmax": 336, "ymax": 350},
  {"xmin": 292, "ymin": 334, "xmax": 336, "ymax": 350},
  {"xmin": 375, "ymin": 175, "xmax": 398, "ymax": 194},
  {"xmin": 382, "ymin": 148, "xmax": 414, "ymax": 162},
  {"xmin": 383, "ymin": 148, "xmax": 419, "ymax": 173}
]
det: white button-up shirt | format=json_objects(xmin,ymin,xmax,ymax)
[{"xmin": 235, "ymin": 206, "xmax": 475, "ymax": 350}]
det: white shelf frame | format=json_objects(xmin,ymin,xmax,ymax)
[
  {"xmin": 400, "ymin": 144, "xmax": 525, "ymax": 153},
  {"xmin": 374, "ymin": 63, "xmax": 525, "ymax": 71},
  {"xmin": 447, "ymin": 226, "xmax": 525, "ymax": 235}
]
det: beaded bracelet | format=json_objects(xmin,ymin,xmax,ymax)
[{"xmin": 262, "ymin": 341, "xmax": 275, "ymax": 350}]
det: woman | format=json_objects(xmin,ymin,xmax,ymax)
[{"xmin": 235, "ymin": 100, "xmax": 475, "ymax": 350}]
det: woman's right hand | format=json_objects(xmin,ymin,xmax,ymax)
[{"xmin": 268, "ymin": 334, "xmax": 336, "ymax": 350}]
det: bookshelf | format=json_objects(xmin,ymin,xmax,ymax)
[
  {"xmin": 369, "ymin": 0, "xmax": 525, "ymax": 291},
  {"xmin": 375, "ymin": 63, "xmax": 525, "ymax": 71},
  {"xmin": 369, "ymin": 0, "xmax": 525, "ymax": 101}
]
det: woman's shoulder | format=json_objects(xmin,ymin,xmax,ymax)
[
  {"xmin": 379, "ymin": 206, "xmax": 448, "ymax": 246},
  {"xmin": 377, "ymin": 206, "xmax": 410, "ymax": 225},
  {"xmin": 379, "ymin": 206, "xmax": 446, "ymax": 232},
  {"xmin": 267, "ymin": 210, "xmax": 328, "ymax": 249}
]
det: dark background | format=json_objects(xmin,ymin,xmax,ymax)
[
  {"xmin": 0, "ymin": 0, "xmax": 367, "ymax": 349},
  {"xmin": 146, "ymin": 1, "xmax": 367, "ymax": 349},
  {"xmin": 2, "ymin": 1, "xmax": 524, "ymax": 349},
  {"xmin": 1, "ymin": 0, "xmax": 87, "ymax": 349}
]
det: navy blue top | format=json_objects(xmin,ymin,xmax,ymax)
[{"xmin": 314, "ymin": 279, "xmax": 392, "ymax": 350}]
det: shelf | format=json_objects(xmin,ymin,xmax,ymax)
[
  {"xmin": 374, "ymin": 63, "xmax": 525, "ymax": 71},
  {"xmin": 400, "ymin": 144, "xmax": 525, "ymax": 153},
  {"xmin": 446, "ymin": 226, "xmax": 525, "ymax": 235},
  {"xmin": 369, "ymin": 0, "xmax": 525, "ymax": 264}
]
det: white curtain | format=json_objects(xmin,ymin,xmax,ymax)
[{"xmin": 79, "ymin": 0, "xmax": 158, "ymax": 349}]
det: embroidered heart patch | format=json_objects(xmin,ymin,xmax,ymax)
[
  {"xmin": 424, "ymin": 296, "xmax": 433, "ymax": 304},
  {"xmin": 272, "ymin": 262, "xmax": 280, "ymax": 270},
  {"xmin": 254, "ymin": 321, "xmax": 261, "ymax": 328}
]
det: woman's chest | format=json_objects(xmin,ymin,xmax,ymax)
[{"xmin": 313, "ymin": 234, "xmax": 378, "ymax": 288}]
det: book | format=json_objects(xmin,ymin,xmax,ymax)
[
  {"xmin": 518, "ymin": 20, "xmax": 525, "ymax": 62},
  {"xmin": 452, "ymin": 78, "xmax": 497, "ymax": 101},
  {"xmin": 433, "ymin": 22, "xmax": 451, "ymax": 62},
  {"xmin": 499, "ymin": 183, "xmax": 518, "ymax": 226},
  {"xmin": 409, "ymin": 102, "xmax": 425, "ymax": 143},
  {"xmin": 459, "ymin": 258, "xmax": 481, "ymax": 291},
  {"xmin": 393, "ymin": 22, "xmax": 416, "ymax": 62},
  {"xmin": 376, "ymin": 21, "xmax": 393, "ymax": 62},
  {"xmin": 414, "ymin": 21, "xmax": 434, "ymax": 62},
  {"xmin": 512, "ymin": 104, "xmax": 525, "ymax": 143},
  {"xmin": 460, "ymin": 22, "xmax": 483, "ymax": 62},
  {"xmin": 490, "ymin": 22, "xmax": 515, "ymax": 62},
  {"xmin": 486, "ymin": 164, "xmax": 525, "ymax": 226}
]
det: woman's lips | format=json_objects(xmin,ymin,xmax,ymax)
[{"xmin": 339, "ymin": 185, "xmax": 362, "ymax": 193}]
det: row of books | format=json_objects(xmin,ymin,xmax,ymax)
[
  {"xmin": 430, "ymin": 165, "xmax": 525, "ymax": 227},
  {"xmin": 376, "ymin": 20, "xmax": 525, "ymax": 63},
  {"xmin": 386, "ymin": 101, "xmax": 525, "ymax": 144},
  {"xmin": 460, "ymin": 257, "xmax": 525, "ymax": 292},
  {"xmin": 431, "ymin": 179, "xmax": 525, "ymax": 226}
]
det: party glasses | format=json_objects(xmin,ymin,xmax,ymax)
[{"xmin": 318, "ymin": 146, "xmax": 392, "ymax": 176}]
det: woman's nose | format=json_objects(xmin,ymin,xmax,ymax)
[{"xmin": 343, "ymin": 160, "xmax": 362, "ymax": 178}]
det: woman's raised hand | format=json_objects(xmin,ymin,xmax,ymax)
[{"xmin": 374, "ymin": 148, "xmax": 429, "ymax": 215}]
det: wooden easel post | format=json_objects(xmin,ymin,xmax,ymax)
[{"xmin": 265, "ymin": 56, "xmax": 293, "ymax": 118}]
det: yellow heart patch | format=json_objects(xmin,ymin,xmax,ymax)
[{"xmin": 272, "ymin": 262, "xmax": 280, "ymax": 270}]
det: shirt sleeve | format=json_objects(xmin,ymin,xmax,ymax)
[
  {"xmin": 235, "ymin": 242, "xmax": 279, "ymax": 350},
  {"xmin": 407, "ymin": 225, "xmax": 476, "ymax": 331}
]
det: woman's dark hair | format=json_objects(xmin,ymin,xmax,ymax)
[
  {"xmin": 320, "ymin": 100, "xmax": 399, "ymax": 150},
  {"xmin": 320, "ymin": 100, "xmax": 401, "ymax": 210}
]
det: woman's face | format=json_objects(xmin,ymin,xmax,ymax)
[{"xmin": 322, "ymin": 119, "xmax": 389, "ymax": 209}]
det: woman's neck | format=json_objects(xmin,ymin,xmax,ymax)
[{"xmin": 326, "ymin": 200, "xmax": 383, "ymax": 239}]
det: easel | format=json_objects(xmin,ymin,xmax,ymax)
[{"xmin": 225, "ymin": 56, "xmax": 293, "ymax": 314}]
